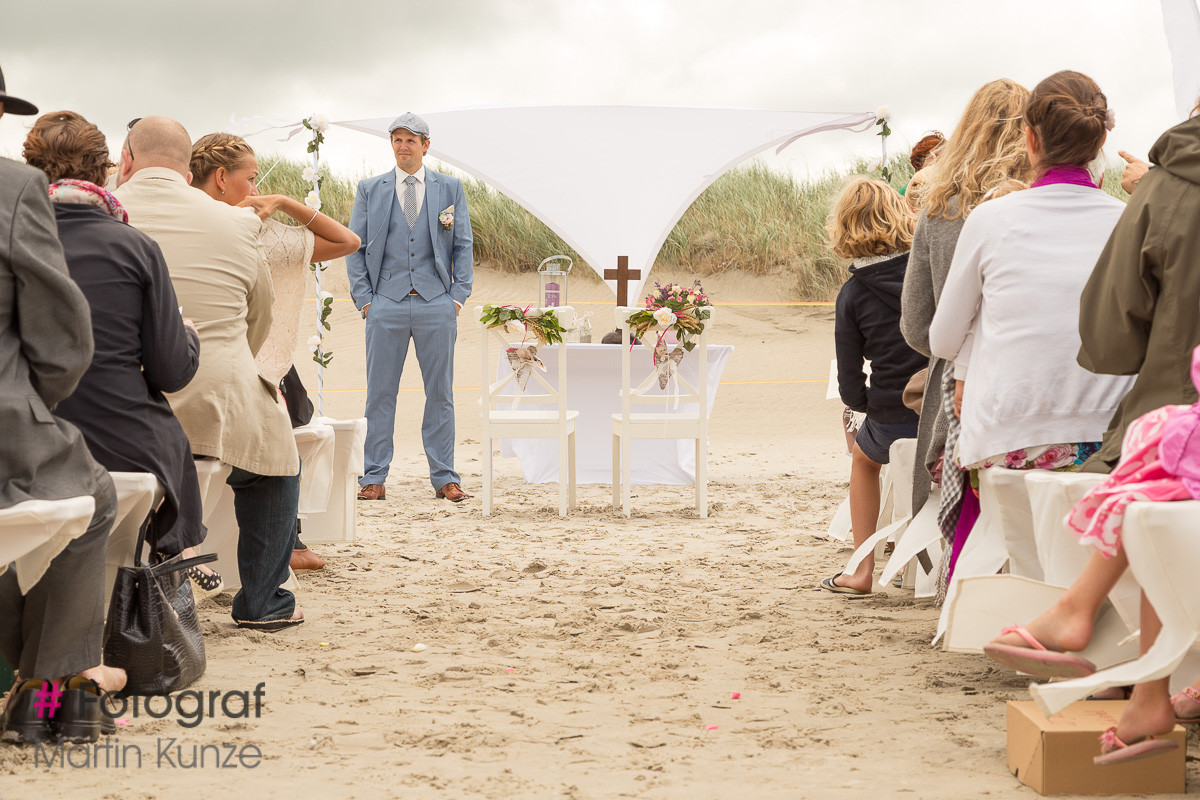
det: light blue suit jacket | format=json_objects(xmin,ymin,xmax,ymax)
[{"xmin": 346, "ymin": 167, "xmax": 474, "ymax": 310}]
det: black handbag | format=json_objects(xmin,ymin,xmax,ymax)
[
  {"xmin": 278, "ymin": 365, "xmax": 315, "ymax": 428},
  {"xmin": 102, "ymin": 512, "xmax": 216, "ymax": 695}
]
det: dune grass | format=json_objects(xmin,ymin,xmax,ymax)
[{"xmin": 257, "ymin": 152, "xmax": 1127, "ymax": 300}]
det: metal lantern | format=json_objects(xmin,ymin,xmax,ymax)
[{"xmin": 538, "ymin": 255, "xmax": 572, "ymax": 308}]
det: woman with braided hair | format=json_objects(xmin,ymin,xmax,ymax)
[{"xmin": 190, "ymin": 133, "xmax": 359, "ymax": 571}]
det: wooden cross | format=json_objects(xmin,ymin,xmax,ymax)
[{"xmin": 603, "ymin": 256, "xmax": 641, "ymax": 307}]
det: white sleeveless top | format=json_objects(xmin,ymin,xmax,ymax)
[{"xmin": 255, "ymin": 218, "xmax": 315, "ymax": 385}]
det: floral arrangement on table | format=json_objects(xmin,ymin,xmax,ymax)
[
  {"xmin": 301, "ymin": 113, "xmax": 333, "ymax": 370},
  {"xmin": 480, "ymin": 304, "xmax": 567, "ymax": 346},
  {"xmin": 626, "ymin": 280, "xmax": 712, "ymax": 353}
]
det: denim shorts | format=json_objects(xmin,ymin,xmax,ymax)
[{"xmin": 855, "ymin": 417, "xmax": 918, "ymax": 464}]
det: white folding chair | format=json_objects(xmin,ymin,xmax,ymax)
[
  {"xmin": 611, "ymin": 306, "xmax": 714, "ymax": 518},
  {"xmin": 105, "ymin": 472, "xmax": 164, "ymax": 605},
  {"xmin": 1032, "ymin": 501, "xmax": 1200, "ymax": 716},
  {"xmin": 304, "ymin": 417, "xmax": 366, "ymax": 544},
  {"xmin": 294, "ymin": 420, "xmax": 336, "ymax": 517},
  {"xmin": 0, "ymin": 495, "xmax": 95, "ymax": 593},
  {"xmin": 477, "ymin": 306, "xmax": 578, "ymax": 517}
]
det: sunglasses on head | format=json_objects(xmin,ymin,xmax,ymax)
[{"xmin": 125, "ymin": 117, "xmax": 142, "ymax": 159}]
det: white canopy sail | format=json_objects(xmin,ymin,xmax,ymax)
[{"xmin": 335, "ymin": 106, "xmax": 876, "ymax": 300}]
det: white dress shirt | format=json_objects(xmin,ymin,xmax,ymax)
[{"xmin": 395, "ymin": 165, "xmax": 426, "ymax": 215}]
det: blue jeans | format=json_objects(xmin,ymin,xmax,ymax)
[{"xmin": 226, "ymin": 467, "xmax": 299, "ymax": 624}]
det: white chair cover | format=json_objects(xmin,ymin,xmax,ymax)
[
  {"xmin": 294, "ymin": 420, "xmax": 336, "ymax": 517},
  {"xmin": 1, "ymin": 496, "xmax": 95, "ymax": 594}
]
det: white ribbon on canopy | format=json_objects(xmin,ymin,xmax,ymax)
[
  {"xmin": 335, "ymin": 106, "xmax": 876, "ymax": 300},
  {"xmin": 1160, "ymin": 0, "xmax": 1200, "ymax": 120}
]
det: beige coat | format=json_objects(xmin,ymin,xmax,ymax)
[{"xmin": 115, "ymin": 168, "xmax": 298, "ymax": 476}]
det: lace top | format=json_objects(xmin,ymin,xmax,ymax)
[{"xmin": 255, "ymin": 219, "xmax": 315, "ymax": 385}]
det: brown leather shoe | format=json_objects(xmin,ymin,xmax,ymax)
[
  {"xmin": 290, "ymin": 547, "xmax": 326, "ymax": 572},
  {"xmin": 357, "ymin": 484, "xmax": 386, "ymax": 500},
  {"xmin": 435, "ymin": 482, "xmax": 471, "ymax": 502}
]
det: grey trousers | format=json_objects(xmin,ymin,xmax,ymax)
[{"xmin": 0, "ymin": 473, "xmax": 116, "ymax": 679}]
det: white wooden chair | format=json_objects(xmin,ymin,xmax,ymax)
[
  {"xmin": 1032, "ymin": 501, "xmax": 1200, "ymax": 716},
  {"xmin": 105, "ymin": 472, "xmax": 164, "ymax": 605},
  {"xmin": 611, "ymin": 306, "xmax": 713, "ymax": 518},
  {"xmin": 477, "ymin": 306, "xmax": 578, "ymax": 517},
  {"xmin": 0, "ymin": 495, "xmax": 95, "ymax": 593}
]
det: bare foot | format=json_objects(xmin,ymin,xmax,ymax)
[
  {"xmin": 79, "ymin": 665, "xmax": 127, "ymax": 694},
  {"xmin": 1115, "ymin": 692, "xmax": 1177, "ymax": 745},
  {"xmin": 1172, "ymin": 686, "xmax": 1200, "ymax": 721},
  {"xmin": 832, "ymin": 570, "xmax": 874, "ymax": 593},
  {"xmin": 988, "ymin": 600, "xmax": 1095, "ymax": 654}
]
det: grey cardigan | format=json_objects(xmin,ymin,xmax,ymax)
[{"xmin": 899, "ymin": 205, "xmax": 966, "ymax": 513}]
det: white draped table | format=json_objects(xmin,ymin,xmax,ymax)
[{"xmin": 497, "ymin": 342, "xmax": 733, "ymax": 485}]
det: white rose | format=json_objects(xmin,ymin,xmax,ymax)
[
  {"xmin": 653, "ymin": 307, "xmax": 676, "ymax": 327},
  {"xmin": 504, "ymin": 319, "xmax": 526, "ymax": 336},
  {"xmin": 307, "ymin": 334, "xmax": 322, "ymax": 352},
  {"xmin": 875, "ymin": 105, "xmax": 892, "ymax": 124},
  {"xmin": 308, "ymin": 114, "xmax": 329, "ymax": 133},
  {"xmin": 304, "ymin": 190, "xmax": 322, "ymax": 210},
  {"xmin": 302, "ymin": 166, "xmax": 320, "ymax": 183},
  {"xmin": 319, "ymin": 290, "xmax": 334, "ymax": 302}
]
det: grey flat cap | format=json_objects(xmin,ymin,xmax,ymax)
[{"xmin": 387, "ymin": 112, "xmax": 429, "ymax": 137}]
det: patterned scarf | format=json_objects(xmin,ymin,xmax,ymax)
[
  {"xmin": 47, "ymin": 179, "xmax": 128, "ymax": 223},
  {"xmin": 935, "ymin": 367, "xmax": 964, "ymax": 604}
]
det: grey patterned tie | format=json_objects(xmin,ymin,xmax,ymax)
[{"xmin": 403, "ymin": 174, "xmax": 418, "ymax": 229}]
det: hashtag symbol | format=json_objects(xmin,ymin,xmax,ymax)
[{"xmin": 31, "ymin": 681, "xmax": 63, "ymax": 719}]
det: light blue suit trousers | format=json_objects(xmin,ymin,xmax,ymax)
[{"xmin": 362, "ymin": 292, "xmax": 460, "ymax": 489}]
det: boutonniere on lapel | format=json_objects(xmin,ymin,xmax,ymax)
[{"xmin": 438, "ymin": 205, "xmax": 454, "ymax": 230}]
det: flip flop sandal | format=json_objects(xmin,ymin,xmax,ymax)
[
  {"xmin": 982, "ymin": 625, "xmax": 1096, "ymax": 679},
  {"xmin": 1171, "ymin": 685, "xmax": 1200, "ymax": 724},
  {"xmin": 235, "ymin": 612, "xmax": 305, "ymax": 632},
  {"xmin": 1094, "ymin": 727, "xmax": 1178, "ymax": 766},
  {"xmin": 819, "ymin": 573, "xmax": 870, "ymax": 595}
]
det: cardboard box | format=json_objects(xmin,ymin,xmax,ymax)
[{"xmin": 1007, "ymin": 700, "xmax": 1186, "ymax": 795}]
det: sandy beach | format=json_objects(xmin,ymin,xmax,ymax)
[{"xmin": 1, "ymin": 264, "xmax": 1196, "ymax": 799}]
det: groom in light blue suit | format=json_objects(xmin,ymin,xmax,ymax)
[{"xmin": 346, "ymin": 112, "xmax": 473, "ymax": 503}]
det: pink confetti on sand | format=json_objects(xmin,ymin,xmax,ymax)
[
  {"xmin": 117, "ymin": 718, "xmax": 130, "ymax": 727},
  {"xmin": 705, "ymin": 724, "xmax": 719, "ymax": 730},
  {"xmin": 731, "ymin": 692, "xmax": 741, "ymax": 700},
  {"xmin": 505, "ymin": 668, "xmax": 515, "ymax": 674}
]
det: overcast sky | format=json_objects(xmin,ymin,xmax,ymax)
[{"xmin": 0, "ymin": 0, "xmax": 1186, "ymax": 182}]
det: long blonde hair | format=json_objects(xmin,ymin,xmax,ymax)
[
  {"xmin": 923, "ymin": 79, "xmax": 1032, "ymax": 221},
  {"xmin": 826, "ymin": 176, "xmax": 915, "ymax": 259}
]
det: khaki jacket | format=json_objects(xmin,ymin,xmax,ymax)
[
  {"xmin": 1079, "ymin": 115, "xmax": 1200, "ymax": 468},
  {"xmin": 116, "ymin": 168, "xmax": 298, "ymax": 476}
]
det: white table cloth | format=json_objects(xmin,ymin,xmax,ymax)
[{"xmin": 497, "ymin": 343, "xmax": 733, "ymax": 484}]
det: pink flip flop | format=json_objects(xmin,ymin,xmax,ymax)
[
  {"xmin": 1094, "ymin": 727, "xmax": 1178, "ymax": 766},
  {"xmin": 982, "ymin": 625, "xmax": 1096, "ymax": 679}
]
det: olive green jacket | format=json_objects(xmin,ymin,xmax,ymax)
[{"xmin": 1079, "ymin": 115, "xmax": 1200, "ymax": 469}]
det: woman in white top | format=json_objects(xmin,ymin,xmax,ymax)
[
  {"xmin": 190, "ymin": 133, "xmax": 360, "ymax": 573},
  {"xmin": 929, "ymin": 71, "xmax": 1133, "ymax": 475}
]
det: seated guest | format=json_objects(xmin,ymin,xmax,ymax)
[
  {"xmin": 929, "ymin": 71, "xmax": 1134, "ymax": 490},
  {"xmin": 899, "ymin": 131, "xmax": 944, "ymax": 200},
  {"xmin": 821, "ymin": 177, "xmax": 925, "ymax": 595},
  {"xmin": 986, "ymin": 341, "xmax": 1200, "ymax": 762},
  {"xmin": 21, "ymin": 111, "xmax": 213, "ymax": 591},
  {"xmin": 0, "ymin": 71, "xmax": 121, "ymax": 745},
  {"xmin": 189, "ymin": 132, "xmax": 360, "ymax": 572},
  {"xmin": 899, "ymin": 78, "xmax": 1032, "ymax": 554},
  {"xmin": 114, "ymin": 116, "xmax": 303, "ymax": 631},
  {"xmin": 1077, "ymin": 94, "xmax": 1200, "ymax": 472}
]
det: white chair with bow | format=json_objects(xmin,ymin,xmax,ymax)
[
  {"xmin": 478, "ymin": 305, "xmax": 578, "ymax": 517},
  {"xmin": 611, "ymin": 305, "xmax": 714, "ymax": 518}
]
